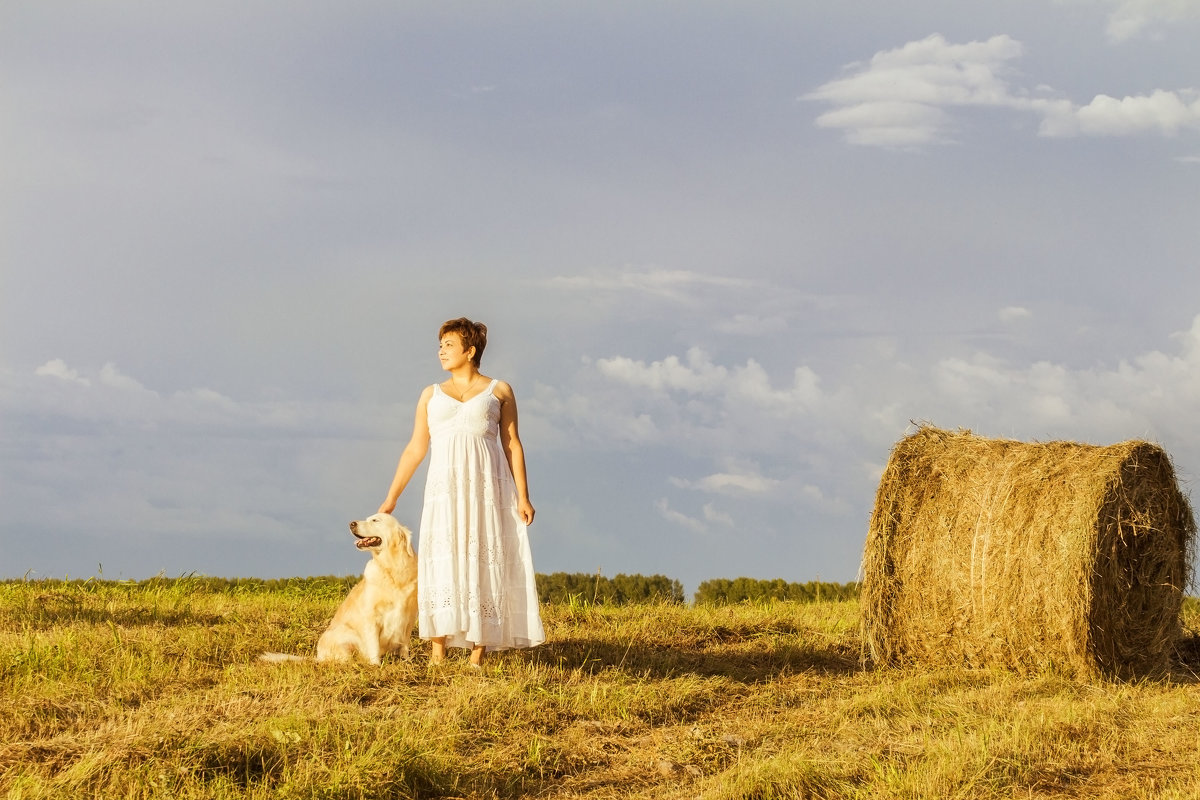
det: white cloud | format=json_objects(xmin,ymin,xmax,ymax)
[
  {"xmin": 1171, "ymin": 314, "xmax": 1200, "ymax": 359},
  {"xmin": 582, "ymin": 315, "xmax": 1200, "ymax": 447},
  {"xmin": 808, "ymin": 32, "xmax": 1200, "ymax": 147},
  {"xmin": 674, "ymin": 469, "xmax": 780, "ymax": 495},
  {"xmin": 99, "ymin": 362, "xmax": 156, "ymax": 395},
  {"xmin": 175, "ymin": 387, "xmax": 239, "ymax": 412},
  {"xmin": 596, "ymin": 348, "xmax": 729, "ymax": 394},
  {"xmin": 35, "ymin": 359, "xmax": 90, "ymax": 386},
  {"xmin": 548, "ymin": 268, "xmax": 752, "ymax": 302},
  {"xmin": 655, "ymin": 498, "xmax": 707, "ymax": 532},
  {"xmin": 922, "ymin": 315, "xmax": 1200, "ymax": 438},
  {"xmin": 1, "ymin": 357, "xmax": 411, "ymax": 574},
  {"xmin": 1072, "ymin": 90, "xmax": 1200, "ymax": 137},
  {"xmin": 798, "ymin": 484, "xmax": 854, "ymax": 516},
  {"xmin": 702, "ymin": 503, "xmax": 734, "ymax": 527},
  {"xmin": 13, "ymin": 360, "xmax": 387, "ymax": 437},
  {"xmin": 932, "ymin": 353, "xmax": 1039, "ymax": 420},
  {"xmin": 806, "ymin": 34, "xmax": 1026, "ymax": 147},
  {"xmin": 596, "ymin": 348, "xmax": 829, "ymax": 416},
  {"xmin": 999, "ymin": 306, "xmax": 1032, "ymax": 321},
  {"xmin": 714, "ymin": 313, "xmax": 789, "ymax": 336},
  {"xmin": 546, "ymin": 314, "xmax": 1200, "ymax": 553},
  {"xmin": 1098, "ymin": 0, "xmax": 1200, "ymax": 41},
  {"xmin": 814, "ymin": 101, "xmax": 953, "ymax": 148},
  {"xmin": 733, "ymin": 362, "xmax": 826, "ymax": 415},
  {"xmin": 1037, "ymin": 87, "xmax": 1200, "ymax": 138}
]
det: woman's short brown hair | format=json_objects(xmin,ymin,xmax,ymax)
[{"xmin": 439, "ymin": 317, "xmax": 488, "ymax": 367}]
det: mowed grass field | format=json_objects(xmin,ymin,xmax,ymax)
[{"xmin": 4, "ymin": 578, "xmax": 1200, "ymax": 799}]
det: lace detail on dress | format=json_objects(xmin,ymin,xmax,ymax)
[{"xmin": 423, "ymin": 466, "xmax": 515, "ymax": 510}]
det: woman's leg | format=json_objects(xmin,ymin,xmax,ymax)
[
  {"xmin": 469, "ymin": 643, "xmax": 485, "ymax": 667},
  {"xmin": 430, "ymin": 637, "xmax": 446, "ymax": 664}
]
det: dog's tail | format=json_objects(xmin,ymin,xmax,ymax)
[{"xmin": 258, "ymin": 652, "xmax": 310, "ymax": 664}]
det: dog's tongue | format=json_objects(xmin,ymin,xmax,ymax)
[{"xmin": 355, "ymin": 537, "xmax": 383, "ymax": 550}]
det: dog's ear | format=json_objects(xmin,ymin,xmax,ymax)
[{"xmin": 385, "ymin": 518, "xmax": 415, "ymax": 558}]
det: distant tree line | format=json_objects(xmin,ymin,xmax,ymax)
[
  {"xmin": 536, "ymin": 573, "xmax": 860, "ymax": 606},
  {"xmin": 2, "ymin": 575, "xmax": 359, "ymax": 593},
  {"xmin": 694, "ymin": 577, "xmax": 860, "ymax": 605},
  {"xmin": 162, "ymin": 575, "xmax": 359, "ymax": 593},
  {"xmin": 536, "ymin": 572, "xmax": 685, "ymax": 605},
  {"xmin": 6, "ymin": 573, "xmax": 860, "ymax": 606}
]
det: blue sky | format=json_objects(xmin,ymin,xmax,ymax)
[{"xmin": 3, "ymin": 1, "xmax": 1199, "ymax": 595}]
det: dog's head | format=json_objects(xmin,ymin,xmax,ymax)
[{"xmin": 349, "ymin": 513, "xmax": 416, "ymax": 561}]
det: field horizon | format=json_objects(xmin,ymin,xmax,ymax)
[{"xmin": 5, "ymin": 577, "xmax": 1200, "ymax": 799}]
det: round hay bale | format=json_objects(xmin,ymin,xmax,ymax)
[{"xmin": 861, "ymin": 425, "xmax": 1195, "ymax": 678}]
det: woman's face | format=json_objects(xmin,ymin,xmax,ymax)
[{"xmin": 438, "ymin": 333, "xmax": 474, "ymax": 371}]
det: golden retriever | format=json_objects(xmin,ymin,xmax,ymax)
[{"xmin": 260, "ymin": 513, "xmax": 418, "ymax": 665}]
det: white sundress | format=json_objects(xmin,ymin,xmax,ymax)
[{"xmin": 417, "ymin": 379, "xmax": 545, "ymax": 651}]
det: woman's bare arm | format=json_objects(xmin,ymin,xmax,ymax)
[
  {"xmin": 496, "ymin": 381, "xmax": 534, "ymax": 525},
  {"xmin": 378, "ymin": 385, "xmax": 434, "ymax": 514}
]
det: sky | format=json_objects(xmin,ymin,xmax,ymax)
[{"xmin": 3, "ymin": 1, "xmax": 1200, "ymax": 596}]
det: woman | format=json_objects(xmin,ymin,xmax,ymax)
[{"xmin": 378, "ymin": 317, "xmax": 545, "ymax": 667}]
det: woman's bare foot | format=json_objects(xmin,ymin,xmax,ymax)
[{"xmin": 430, "ymin": 638, "xmax": 447, "ymax": 665}]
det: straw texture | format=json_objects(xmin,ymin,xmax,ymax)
[{"xmin": 862, "ymin": 425, "xmax": 1195, "ymax": 678}]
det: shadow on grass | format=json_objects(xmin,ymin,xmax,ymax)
[
  {"xmin": 1169, "ymin": 632, "xmax": 1200, "ymax": 682},
  {"xmin": 524, "ymin": 630, "xmax": 1200, "ymax": 684},
  {"xmin": 13, "ymin": 604, "xmax": 228, "ymax": 629},
  {"xmin": 525, "ymin": 635, "xmax": 861, "ymax": 682}
]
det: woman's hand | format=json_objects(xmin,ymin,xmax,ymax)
[
  {"xmin": 518, "ymin": 499, "xmax": 535, "ymax": 525},
  {"xmin": 378, "ymin": 499, "xmax": 396, "ymax": 515}
]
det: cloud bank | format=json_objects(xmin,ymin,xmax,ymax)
[
  {"xmin": 1094, "ymin": 0, "xmax": 1200, "ymax": 41},
  {"xmin": 807, "ymin": 33, "xmax": 1200, "ymax": 147}
]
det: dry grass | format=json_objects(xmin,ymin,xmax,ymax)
[
  {"xmin": 5, "ymin": 578, "xmax": 1200, "ymax": 798},
  {"xmin": 863, "ymin": 426, "xmax": 1195, "ymax": 679}
]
